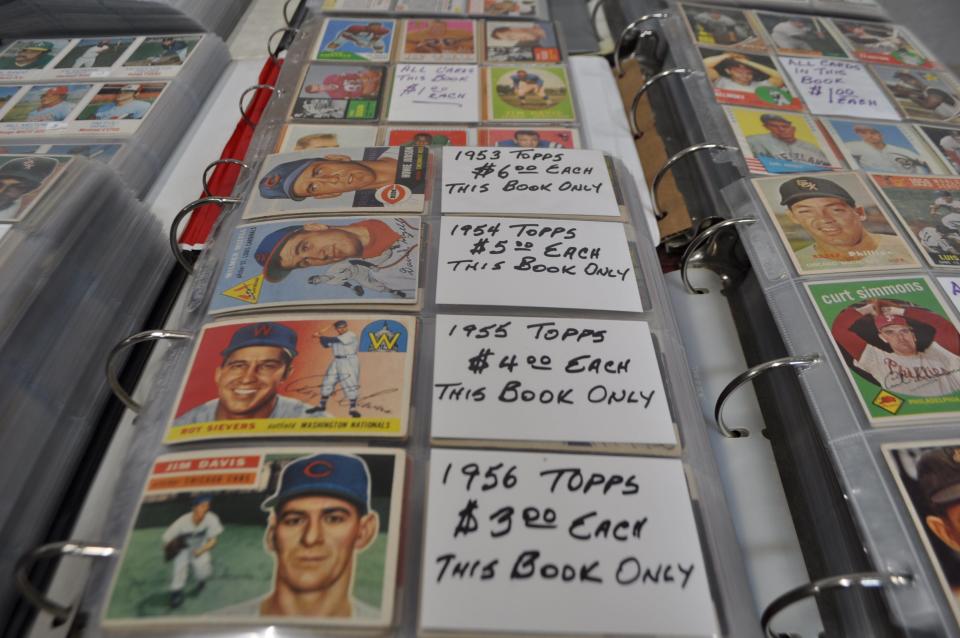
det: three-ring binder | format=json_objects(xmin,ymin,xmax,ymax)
[
  {"xmin": 651, "ymin": 143, "xmax": 738, "ymax": 221},
  {"xmin": 169, "ymin": 196, "xmax": 243, "ymax": 273},
  {"xmin": 201, "ymin": 158, "xmax": 250, "ymax": 197},
  {"xmin": 15, "ymin": 541, "xmax": 116, "ymax": 622},
  {"xmin": 106, "ymin": 330, "xmax": 192, "ymax": 412},
  {"xmin": 268, "ymin": 27, "xmax": 301, "ymax": 60},
  {"xmin": 614, "ymin": 12, "xmax": 669, "ymax": 77},
  {"xmin": 238, "ymin": 84, "xmax": 278, "ymax": 128},
  {"xmin": 681, "ymin": 217, "xmax": 756, "ymax": 294},
  {"xmin": 283, "ymin": 0, "xmax": 298, "ymax": 27},
  {"xmin": 629, "ymin": 67, "xmax": 693, "ymax": 138}
]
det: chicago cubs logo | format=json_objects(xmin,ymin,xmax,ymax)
[
  {"xmin": 375, "ymin": 183, "xmax": 410, "ymax": 205},
  {"xmin": 795, "ymin": 178, "xmax": 818, "ymax": 191},
  {"xmin": 304, "ymin": 459, "xmax": 334, "ymax": 478}
]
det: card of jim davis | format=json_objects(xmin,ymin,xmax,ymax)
[
  {"xmin": 806, "ymin": 276, "xmax": 960, "ymax": 424},
  {"xmin": 315, "ymin": 18, "xmax": 396, "ymax": 63},
  {"xmin": 291, "ymin": 63, "xmax": 385, "ymax": 122},
  {"xmin": 755, "ymin": 11, "xmax": 848, "ymax": 58},
  {"xmin": 873, "ymin": 66, "xmax": 960, "ymax": 124},
  {"xmin": 871, "ymin": 174, "xmax": 960, "ymax": 268},
  {"xmin": 700, "ymin": 47, "xmax": 804, "ymax": 111},
  {"xmin": 920, "ymin": 125, "xmax": 960, "ymax": 175},
  {"xmin": 753, "ymin": 172, "xmax": 920, "ymax": 274},
  {"xmin": 485, "ymin": 64, "xmax": 575, "ymax": 122},
  {"xmin": 243, "ymin": 146, "xmax": 429, "ymax": 220},
  {"xmin": 399, "ymin": 19, "xmax": 477, "ymax": 63},
  {"xmin": 823, "ymin": 118, "xmax": 945, "ymax": 175},
  {"xmin": 0, "ymin": 154, "xmax": 73, "ymax": 222},
  {"xmin": 831, "ymin": 20, "xmax": 935, "ymax": 69},
  {"xmin": 477, "ymin": 126, "xmax": 580, "ymax": 148},
  {"xmin": 102, "ymin": 447, "xmax": 404, "ymax": 628},
  {"xmin": 275, "ymin": 124, "xmax": 379, "ymax": 153},
  {"xmin": 724, "ymin": 105, "xmax": 843, "ymax": 174},
  {"xmin": 485, "ymin": 21, "xmax": 560, "ymax": 63},
  {"xmin": 679, "ymin": 3, "xmax": 767, "ymax": 52},
  {"xmin": 165, "ymin": 314, "xmax": 417, "ymax": 444},
  {"xmin": 209, "ymin": 216, "xmax": 421, "ymax": 314}
]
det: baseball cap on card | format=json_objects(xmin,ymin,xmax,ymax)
[
  {"xmin": 779, "ymin": 176, "xmax": 855, "ymax": 208},
  {"xmin": 222, "ymin": 322, "xmax": 298, "ymax": 360},
  {"xmin": 262, "ymin": 453, "xmax": 371, "ymax": 514},
  {"xmin": 875, "ymin": 314, "xmax": 908, "ymax": 330},
  {"xmin": 44, "ymin": 86, "xmax": 68, "ymax": 96},
  {"xmin": 334, "ymin": 320, "xmax": 348, "ymax": 329},
  {"xmin": 22, "ymin": 41, "xmax": 54, "ymax": 52},
  {"xmin": 760, "ymin": 113, "xmax": 790, "ymax": 125},
  {"xmin": 0, "ymin": 156, "xmax": 58, "ymax": 188},
  {"xmin": 917, "ymin": 447, "xmax": 960, "ymax": 508},
  {"xmin": 259, "ymin": 159, "xmax": 314, "ymax": 201},
  {"xmin": 192, "ymin": 494, "xmax": 212, "ymax": 506},
  {"xmin": 254, "ymin": 225, "xmax": 304, "ymax": 282}
]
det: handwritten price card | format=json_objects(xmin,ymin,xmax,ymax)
[
  {"xmin": 387, "ymin": 63, "xmax": 480, "ymax": 123},
  {"xmin": 435, "ymin": 217, "xmax": 644, "ymax": 312},
  {"xmin": 432, "ymin": 315, "xmax": 675, "ymax": 446},
  {"xmin": 420, "ymin": 449, "xmax": 718, "ymax": 635},
  {"xmin": 441, "ymin": 146, "xmax": 620, "ymax": 216},
  {"xmin": 780, "ymin": 57, "xmax": 900, "ymax": 120}
]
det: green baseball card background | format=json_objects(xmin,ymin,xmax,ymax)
[
  {"xmin": 487, "ymin": 66, "xmax": 575, "ymax": 122},
  {"xmin": 807, "ymin": 276, "xmax": 960, "ymax": 422}
]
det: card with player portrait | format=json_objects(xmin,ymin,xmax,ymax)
[
  {"xmin": 291, "ymin": 63, "xmax": 385, "ymax": 122},
  {"xmin": 243, "ymin": 147, "xmax": 429, "ymax": 220},
  {"xmin": 49, "ymin": 36, "xmax": 136, "ymax": 79},
  {"xmin": 102, "ymin": 446, "xmax": 405, "ymax": 628},
  {"xmin": 399, "ymin": 19, "xmax": 477, "ymax": 63},
  {"xmin": 0, "ymin": 83, "xmax": 93, "ymax": 133},
  {"xmin": 209, "ymin": 216, "xmax": 422, "ymax": 314},
  {"xmin": 383, "ymin": 126, "xmax": 476, "ymax": 146},
  {"xmin": 0, "ymin": 39, "xmax": 71, "ymax": 81},
  {"xmin": 919, "ymin": 125, "xmax": 960, "ymax": 176},
  {"xmin": 387, "ymin": 63, "xmax": 481, "ymax": 123},
  {"xmin": 470, "ymin": 0, "xmax": 541, "ymax": 18},
  {"xmin": 477, "ymin": 126, "xmax": 580, "ymax": 148},
  {"xmin": 873, "ymin": 66, "xmax": 960, "ymax": 124},
  {"xmin": 724, "ymin": 106, "xmax": 843, "ymax": 174},
  {"xmin": 485, "ymin": 21, "xmax": 560, "ymax": 63},
  {"xmin": 679, "ymin": 3, "xmax": 767, "ymax": 52},
  {"xmin": 396, "ymin": 0, "xmax": 467, "ymax": 12},
  {"xmin": 321, "ymin": 0, "xmax": 391, "ymax": 11},
  {"xmin": 753, "ymin": 172, "xmax": 920, "ymax": 274},
  {"xmin": 165, "ymin": 314, "xmax": 417, "ymax": 443},
  {"xmin": 755, "ymin": 11, "xmax": 847, "ymax": 58},
  {"xmin": 0, "ymin": 154, "xmax": 73, "ymax": 222},
  {"xmin": 830, "ymin": 20, "xmax": 934, "ymax": 69},
  {"xmin": 275, "ymin": 124, "xmax": 379, "ymax": 153},
  {"xmin": 871, "ymin": 174, "xmax": 960, "ymax": 268},
  {"xmin": 822, "ymin": 118, "xmax": 945, "ymax": 175},
  {"xmin": 700, "ymin": 47, "xmax": 803, "ymax": 111},
  {"xmin": 121, "ymin": 34, "xmax": 201, "ymax": 70},
  {"xmin": 484, "ymin": 64, "xmax": 575, "ymax": 122},
  {"xmin": 806, "ymin": 275, "xmax": 960, "ymax": 424},
  {"xmin": 315, "ymin": 19, "xmax": 396, "ymax": 63}
]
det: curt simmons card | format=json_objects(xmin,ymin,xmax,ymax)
[
  {"xmin": 485, "ymin": 21, "xmax": 560, "ymax": 63},
  {"xmin": 210, "ymin": 216, "xmax": 422, "ymax": 314},
  {"xmin": 724, "ymin": 106, "xmax": 843, "ymax": 174},
  {"xmin": 871, "ymin": 174, "xmax": 960, "ymax": 268},
  {"xmin": 823, "ymin": 119, "xmax": 944, "ymax": 175},
  {"xmin": 700, "ymin": 47, "xmax": 803, "ymax": 111},
  {"xmin": 315, "ymin": 19, "xmax": 396, "ymax": 63},
  {"xmin": 243, "ymin": 147, "xmax": 428, "ymax": 220},
  {"xmin": 291, "ymin": 63, "xmax": 385, "ymax": 122},
  {"xmin": 806, "ymin": 276, "xmax": 960, "ymax": 424},
  {"xmin": 165, "ymin": 314, "xmax": 416, "ymax": 443},
  {"xmin": 485, "ymin": 65, "xmax": 575, "ymax": 122},
  {"xmin": 102, "ymin": 447, "xmax": 404, "ymax": 628},
  {"xmin": 399, "ymin": 19, "xmax": 477, "ymax": 63}
]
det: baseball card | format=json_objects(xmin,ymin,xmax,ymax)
[
  {"xmin": 322, "ymin": 0, "xmax": 392, "ymax": 11},
  {"xmin": 679, "ymin": 3, "xmax": 767, "ymax": 52},
  {"xmin": 874, "ymin": 66, "xmax": 960, "ymax": 124},
  {"xmin": 831, "ymin": 20, "xmax": 934, "ymax": 69},
  {"xmin": 209, "ymin": 216, "xmax": 422, "ymax": 314},
  {"xmin": 52, "ymin": 36, "xmax": 136, "ymax": 76},
  {"xmin": 383, "ymin": 127, "xmax": 476, "ymax": 146},
  {"xmin": 314, "ymin": 19, "xmax": 396, "ymax": 63},
  {"xmin": 275, "ymin": 124, "xmax": 379, "ymax": 153},
  {"xmin": 806, "ymin": 275, "xmax": 960, "ymax": 424},
  {"xmin": 485, "ymin": 21, "xmax": 560, "ymax": 63},
  {"xmin": 871, "ymin": 174, "xmax": 960, "ymax": 268},
  {"xmin": 102, "ymin": 447, "xmax": 405, "ymax": 628},
  {"xmin": 700, "ymin": 47, "xmax": 803, "ymax": 111},
  {"xmin": 883, "ymin": 440, "xmax": 960, "ymax": 630},
  {"xmin": 165, "ymin": 314, "xmax": 417, "ymax": 443},
  {"xmin": 920, "ymin": 125, "xmax": 960, "ymax": 176},
  {"xmin": 823, "ymin": 119, "xmax": 944, "ymax": 175},
  {"xmin": 291, "ymin": 63, "xmax": 385, "ymax": 122},
  {"xmin": 484, "ymin": 65, "xmax": 575, "ymax": 122},
  {"xmin": 0, "ymin": 39, "xmax": 70, "ymax": 79},
  {"xmin": 470, "ymin": 0, "xmax": 540, "ymax": 17},
  {"xmin": 477, "ymin": 126, "xmax": 580, "ymax": 148},
  {"xmin": 755, "ymin": 11, "xmax": 848, "ymax": 58},
  {"xmin": 0, "ymin": 154, "xmax": 73, "ymax": 222},
  {"xmin": 74, "ymin": 81, "xmax": 164, "ymax": 120},
  {"xmin": 243, "ymin": 146, "xmax": 429, "ymax": 220},
  {"xmin": 121, "ymin": 34, "xmax": 202, "ymax": 69},
  {"xmin": 399, "ymin": 19, "xmax": 477, "ymax": 63},
  {"xmin": 753, "ymin": 172, "xmax": 920, "ymax": 274},
  {"xmin": 724, "ymin": 106, "xmax": 843, "ymax": 174},
  {"xmin": 396, "ymin": 0, "xmax": 467, "ymax": 12},
  {"xmin": 386, "ymin": 63, "xmax": 481, "ymax": 123},
  {"xmin": 0, "ymin": 83, "xmax": 91, "ymax": 125}
]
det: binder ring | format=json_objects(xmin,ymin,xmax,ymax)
[
  {"xmin": 652, "ymin": 143, "xmax": 738, "ymax": 221},
  {"xmin": 268, "ymin": 27, "xmax": 300, "ymax": 60},
  {"xmin": 714, "ymin": 354, "xmax": 820, "ymax": 438},
  {"xmin": 283, "ymin": 0, "xmax": 297, "ymax": 26},
  {"xmin": 15, "ymin": 541, "xmax": 117, "ymax": 622},
  {"xmin": 681, "ymin": 217, "xmax": 756, "ymax": 294},
  {"xmin": 590, "ymin": 0, "xmax": 608, "ymax": 38},
  {"xmin": 107, "ymin": 329, "xmax": 192, "ymax": 412},
  {"xmin": 614, "ymin": 12, "xmax": 669, "ymax": 77},
  {"xmin": 170, "ymin": 196, "xmax": 242, "ymax": 274},
  {"xmin": 239, "ymin": 84, "xmax": 277, "ymax": 128},
  {"xmin": 201, "ymin": 159, "xmax": 250, "ymax": 197},
  {"xmin": 629, "ymin": 67, "xmax": 693, "ymax": 137},
  {"xmin": 762, "ymin": 571, "xmax": 913, "ymax": 638}
]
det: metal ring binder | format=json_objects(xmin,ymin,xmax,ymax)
[
  {"xmin": 681, "ymin": 217, "xmax": 756, "ymax": 294},
  {"xmin": 106, "ymin": 330, "xmax": 192, "ymax": 412},
  {"xmin": 629, "ymin": 67, "xmax": 693, "ymax": 137},
  {"xmin": 283, "ymin": 0, "xmax": 297, "ymax": 26},
  {"xmin": 762, "ymin": 571, "xmax": 913, "ymax": 638},
  {"xmin": 268, "ymin": 27, "xmax": 300, "ymax": 60},
  {"xmin": 652, "ymin": 143, "xmax": 738, "ymax": 221},
  {"xmin": 714, "ymin": 355, "xmax": 820, "ymax": 438},
  {"xmin": 590, "ymin": 0, "xmax": 608, "ymax": 38},
  {"xmin": 201, "ymin": 159, "xmax": 250, "ymax": 197},
  {"xmin": 614, "ymin": 12, "xmax": 669, "ymax": 77},
  {"xmin": 170, "ymin": 196, "xmax": 242, "ymax": 274},
  {"xmin": 15, "ymin": 541, "xmax": 117, "ymax": 622},
  {"xmin": 239, "ymin": 84, "xmax": 277, "ymax": 128}
]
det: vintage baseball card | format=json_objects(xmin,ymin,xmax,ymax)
[
  {"xmin": 477, "ymin": 126, "xmax": 580, "ymax": 148},
  {"xmin": 102, "ymin": 446, "xmax": 405, "ymax": 628},
  {"xmin": 275, "ymin": 124, "xmax": 379, "ymax": 153},
  {"xmin": 314, "ymin": 19, "xmax": 396, "ymax": 63},
  {"xmin": 48, "ymin": 36, "xmax": 137, "ymax": 79},
  {"xmin": 919, "ymin": 125, "xmax": 960, "ymax": 176},
  {"xmin": 679, "ymin": 3, "xmax": 767, "ymax": 52},
  {"xmin": 243, "ymin": 146, "xmax": 429, "ymax": 220},
  {"xmin": 209, "ymin": 216, "xmax": 422, "ymax": 314},
  {"xmin": 755, "ymin": 11, "xmax": 847, "ymax": 58},
  {"xmin": 823, "ymin": 118, "xmax": 944, "ymax": 175},
  {"xmin": 485, "ymin": 21, "xmax": 560, "ymax": 63},
  {"xmin": 165, "ymin": 314, "xmax": 417, "ymax": 443},
  {"xmin": 0, "ymin": 39, "xmax": 71, "ymax": 80},
  {"xmin": 779, "ymin": 57, "xmax": 901, "ymax": 121},
  {"xmin": 387, "ymin": 63, "xmax": 481, "ymax": 123},
  {"xmin": 396, "ymin": 0, "xmax": 467, "ymax": 13},
  {"xmin": 0, "ymin": 154, "xmax": 73, "ymax": 222},
  {"xmin": 321, "ymin": 0, "xmax": 391, "ymax": 11},
  {"xmin": 398, "ymin": 19, "xmax": 477, "ymax": 63},
  {"xmin": 871, "ymin": 174, "xmax": 960, "ymax": 268},
  {"xmin": 419, "ymin": 449, "xmax": 717, "ymax": 635},
  {"xmin": 700, "ymin": 47, "xmax": 804, "ymax": 111},
  {"xmin": 724, "ymin": 106, "xmax": 843, "ymax": 174},
  {"xmin": 383, "ymin": 126, "xmax": 476, "ymax": 146},
  {"xmin": 470, "ymin": 0, "xmax": 541, "ymax": 18},
  {"xmin": 291, "ymin": 63, "xmax": 385, "ymax": 122},
  {"xmin": 753, "ymin": 172, "xmax": 920, "ymax": 274},
  {"xmin": 830, "ymin": 20, "xmax": 934, "ymax": 69},
  {"xmin": 806, "ymin": 275, "xmax": 960, "ymax": 424},
  {"xmin": 873, "ymin": 66, "xmax": 960, "ymax": 124},
  {"xmin": 484, "ymin": 64, "xmax": 575, "ymax": 122}
]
